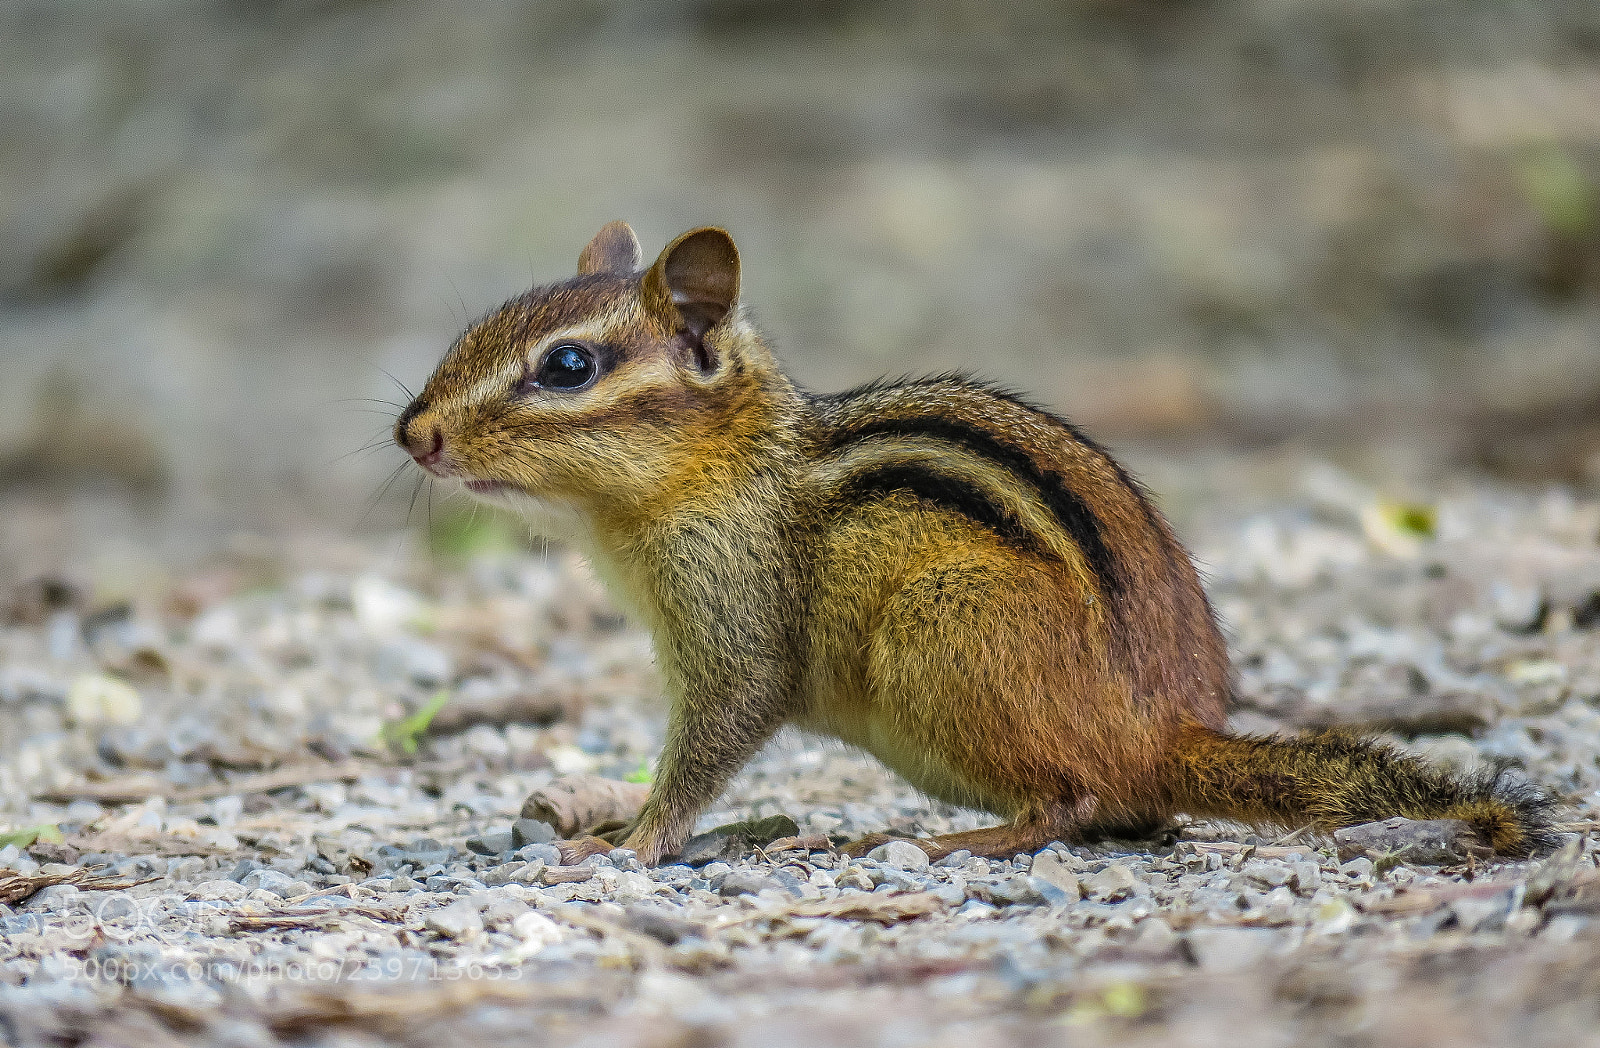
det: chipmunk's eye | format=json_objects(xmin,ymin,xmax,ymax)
[{"xmin": 532, "ymin": 343, "xmax": 597, "ymax": 391}]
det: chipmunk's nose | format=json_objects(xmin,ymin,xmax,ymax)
[
  {"xmin": 395, "ymin": 403, "xmax": 447, "ymax": 474},
  {"xmin": 411, "ymin": 427, "xmax": 445, "ymax": 472}
]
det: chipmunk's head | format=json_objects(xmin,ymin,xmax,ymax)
[{"xmin": 395, "ymin": 222, "xmax": 788, "ymax": 531}]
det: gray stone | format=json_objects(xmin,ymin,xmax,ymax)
[
  {"xmin": 836, "ymin": 866, "xmax": 874, "ymax": 892},
  {"xmin": 379, "ymin": 839, "xmax": 454, "ymax": 869},
  {"xmin": 875, "ymin": 868, "xmax": 924, "ymax": 891},
  {"xmin": 1027, "ymin": 875, "xmax": 1076, "ymax": 908},
  {"xmin": 1184, "ymin": 926, "xmax": 1283, "ymax": 972},
  {"xmin": 1334, "ymin": 818, "xmax": 1488, "ymax": 865},
  {"xmin": 674, "ymin": 815, "xmax": 801, "ymax": 867},
  {"xmin": 481, "ymin": 861, "xmax": 528, "ymax": 886},
  {"xmin": 28, "ymin": 885, "xmax": 82, "ymax": 912},
  {"xmin": 611, "ymin": 870, "xmax": 658, "ymax": 902},
  {"xmin": 1243, "ymin": 861, "xmax": 1293, "ymax": 889},
  {"xmin": 1029, "ymin": 852, "xmax": 1082, "ymax": 901},
  {"xmin": 27, "ymin": 841, "xmax": 79, "ymax": 866},
  {"xmin": 1450, "ymin": 891, "xmax": 1515, "ymax": 932},
  {"xmin": 466, "ymin": 831, "xmax": 514, "ymax": 856},
  {"xmin": 718, "ymin": 870, "xmax": 778, "ymax": 897},
  {"xmin": 511, "ymin": 819, "xmax": 555, "ymax": 848},
  {"xmin": 480, "ymin": 895, "xmax": 531, "ymax": 928},
  {"xmin": 768, "ymin": 869, "xmax": 807, "ymax": 896},
  {"xmin": 623, "ymin": 903, "xmax": 701, "ymax": 945},
  {"xmin": 239, "ymin": 869, "xmax": 299, "ymax": 897},
  {"xmin": 1490, "ymin": 582, "xmax": 1546, "ymax": 633},
  {"xmin": 990, "ymin": 876, "xmax": 1046, "ymax": 906},
  {"xmin": 190, "ymin": 880, "xmax": 249, "ymax": 902},
  {"xmin": 675, "ymin": 832, "xmax": 737, "ymax": 867},
  {"xmin": 1290, "ymin": 861, "xmax": 1321, "ymax": 893},
  {"xmin": 518, "ymin": 844, "xmax": 562, "ymax": 865},
  {"xmin": 406, "ymin": 838, "xmax": 454, "ymax": 862},
  {"xmin": 425, "ymin": 899, "xmax": 484, "ymax": 939},
  {"xmin": 374, "ymin": 639, "xmax": 453, "ymax": 687},
  {"xmin": 1083, "ymin": 862, "xmax": 1142, "ymax": 900},
  {"xmin": 1130, "ymin": 918, "xmax": 1180, "ymax": 957},
  {"xmin": 120, "ymin": 856, "xmax": 166, "ymax": 878},
  {"xmin": 1542, "ymin": 915, "xmax": 1594, "ymax": 943},
  {"xmin": 868, "ymin": 840, "xmax": 930, "ymax": 873},
  {"xmin": 1340, "ymin": 856, "xmax": 1375, "ymax": 879}
]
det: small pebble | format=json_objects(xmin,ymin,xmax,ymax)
[
  {"xmin": 511, "ymin": 820, "xmax": 555, "ymax": 848},
  {"xmin": 1084, "ymin": 862, "xmax": 1142, "ymax": 900},
  {"xmin": 467, "ymin": 831, "xmax": 515, "ymax": 856},
  {"xmin": 425, "ymin": 899, "xmax": 485, "ymax": 939},
  {"xmin": 868, "ymin": 840, "xmax": 930, "ymax": 873}
]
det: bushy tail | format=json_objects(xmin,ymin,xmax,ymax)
[{"xmin": 1170, "ymin": 722, "xmax": 1557, "ymax": 857}]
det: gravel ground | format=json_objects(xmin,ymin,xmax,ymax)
[{"xmin": 2, "ymin": 468, "xmax": 1600, "ymax": 1047}]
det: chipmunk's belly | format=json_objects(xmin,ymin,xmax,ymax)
[
  {"xmin": 796, "ymin": 685, "xmax": 1015, "ymax": 817},
  {"xmin": 799, "ymin": 503, "xmax": 1070, "ymax": 821}
]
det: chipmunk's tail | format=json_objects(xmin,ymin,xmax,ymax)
[{"xmin": 1168, "ymin": 721, "xmax": 1557, "ymax": 857}]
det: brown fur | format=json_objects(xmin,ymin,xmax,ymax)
[{"xmin": 395, "ymin": 222, "xmax": 1556, "ymax": 864}]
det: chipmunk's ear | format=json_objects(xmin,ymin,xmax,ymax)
[
  {"xmin": 641, "ymin": 227, "xmax": 741, "ymax": 372},
  {"xmin": 577, "ymin": 220, "xmax": 642, "ymax": 276}
]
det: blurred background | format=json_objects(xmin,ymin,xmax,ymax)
[{"xmin": 2, "ymin": 0, "xmax": 1598, "ymax": 577}]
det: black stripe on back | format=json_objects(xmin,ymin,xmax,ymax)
[
  {"xmin": 832, "ymin": 462, "xmax": 1050, "ymax": 559},
  {"xmin": 825, "ymin": 416, "xmax": 1121, "ymax": 597}
]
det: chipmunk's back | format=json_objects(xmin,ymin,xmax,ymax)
[{"xmin": 806, "ymin": 375, "xmax": 1230, "ymax": 715}]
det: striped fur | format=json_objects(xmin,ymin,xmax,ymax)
[
  {"xmin": 825, "ymin": 460, "xmax": 1051, "ymax": 560},
  {"xmin": 818, "ymin": 390, "xmax": 1121, "ymax": 593},
  {"xmin": 395, "ymin": 222, "xmax": 1557, "ymax": 864}
]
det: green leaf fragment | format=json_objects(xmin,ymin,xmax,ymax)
[
  {"xmin": 1380, "ymin": 501, "xmax": 1437, "ymax": 539},
  {"xmin": 0, "ymin": 825, "xmax": 63, "ymax": 850},
  {"xmin": 1513, "ymin": 144, "xmax": 1597, "ymax": 240},
  {"xmin": 380, "ymin": 689, "xmax": 452, "ymax": 754}
]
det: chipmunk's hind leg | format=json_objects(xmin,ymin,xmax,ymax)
[{"xmin": 841, "ymin": 796, "xmax": 1099, "ymax": 861}]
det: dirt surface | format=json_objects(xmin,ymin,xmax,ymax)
[
  {"xmin": 3, "ymin": 2, "xmax": 1600, "ymax": 1043},
  {"xmin": 2, "ymin": 463, "xmax": 1599, "ymax": 1047}
]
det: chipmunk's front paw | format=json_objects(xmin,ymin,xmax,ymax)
[{"xmin": 556, "ymin": 836, "xmax": 615, "ymax": 864}]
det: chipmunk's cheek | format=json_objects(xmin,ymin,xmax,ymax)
[{"xmin": 464, "ymin": 479, "xmax": 512, "ymax": 496}]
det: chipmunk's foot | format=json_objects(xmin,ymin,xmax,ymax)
[
  {"xmin": 556, "ymin": 835, "xmax": 614, "ymax": 864},
  {"xmin": 553, "ymin": 817, "xmax": 643, "ymax": 864}
]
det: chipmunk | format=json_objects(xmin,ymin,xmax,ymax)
[{"xmin": 394, "ymin": 221, "xmax": 1555, "ymax": 865}]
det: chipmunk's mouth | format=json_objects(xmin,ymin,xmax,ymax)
[{"xmin": 463, "ymin": 479, "xmax": 512, "ymax": 496}]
